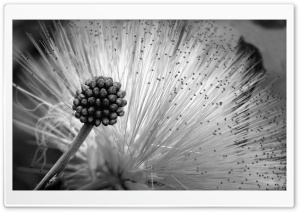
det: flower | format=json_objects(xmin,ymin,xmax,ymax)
[{"xmin": 13, "ymin": 20, "xmax": 286, "ymax": 190}]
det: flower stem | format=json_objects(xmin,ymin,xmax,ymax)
[{"xmin": 34, "ymin": 123, "xmax": 94, "ymax": 190}]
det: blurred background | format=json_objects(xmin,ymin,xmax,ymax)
[{"xmin": 13, "ymin": 20, "xmax": 286, "ymax": 190}]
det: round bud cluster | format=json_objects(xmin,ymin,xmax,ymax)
[{"xmin": 72, "ymin": 76, "xmax": 127, "ymax": 127}]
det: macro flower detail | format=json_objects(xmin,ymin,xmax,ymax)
[
  {"xmin": 13, "ymin": 20, "xmax": 286, "ymax": 190},
  {"xmin": 72, "ymin": 76, "xmax": 127, "ymax": 126}
]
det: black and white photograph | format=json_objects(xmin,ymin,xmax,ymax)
[{"xmin": 4, "ymin": 3, "xmax": 294, "ymax": 207}]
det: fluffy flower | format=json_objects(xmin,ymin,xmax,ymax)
[{"xmin": 13, "ymin": 20, "xmax": 286, "ymax": 190}]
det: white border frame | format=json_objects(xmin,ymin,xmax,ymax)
[{"xmin": 4, "ymin": 4, "xmax": 294, "ymax": 207}]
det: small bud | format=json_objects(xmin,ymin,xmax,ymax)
[
  {"xmin": 102, "ymin": 117, "xmax": 109, "ymax": 126},
  {"xmin": 78, "ymin": 94, "xmax": 85, "ymax": 101},
  {"xmin": 88, "ymin": 116, "xmax": 94, "ymax": 123},
  {"xmin": 103, "ymin": 109, "xmax": 110, "ymax": 117},
  {"xmin": 95, "ymin": 98, "xmax": 101, "ymax": 107},
  {"xmin": 81, "ymin": 99, "xmax": 88, "ymax": 106},
  {"xmin": 93, "ymin": 87, "xmax": 100, "ymax": 96},
  {"xmin": 88, "ymin": 107, "xmax": 95, "ymax": 115},
  {"xmin": 109, "ymin": 113, "xmax": 118, "ymax": 120},
  {"xmin": 105, "ymin": 78, "xmax": 113, "ymax": 88},
  {"xmin": 96, "ymin": 78, "xmax": 105, "ymax": 88},
  {"xmin": 85, "ymin": 79, "xmax": 92, "ymax": 86},
  {"xmin": 76, "ymin": 90, "xmax": 81, "ymax": 96},
  {"xmin": 95, "ymin": 110, "xmax": 102, "ymax": 118},
  {"xmin": 81, "ymin": 84, "xmax": 89, "ymax": 92},
  {"xmin": 108, "ymin": 86, "xmax": 117, "ymax": 94},
  {"xmin": 117, "ymin": 90, "xmax": 126, "ymax": 98},
  {"xmin": 109, "ymin": 104, "xmax": 118, "ymax": 112},
  {"xmin": 90, "ymin": 80, "xmax": 97, "ymax": 89},
  {"xmin": 72, "ymin": 105, "xmax": 77, "ymax": 110},
  {"xmin": 81, "ymin": 108, "xmax": 88, "ymax": 116},
  {"xmin": 102, "ymin": 98, "xmax": 110, "ymax": 107},
  {"xmin": 122, "ymin": 99, "xmax": 127, "ymax": 107},
  {"xmin": 99, "ymin": 88, "xmax": 107, "ymax": 98},
  {"xmin": 76, "ymin": 106, "xmax": 83, "ymax": 113},
  {"xmin": 75, "ymin": 112, "xmax": 81, "ymax": 118},
  {"xmin": 113, "ymin": 82, "xmax": 121, "ymax": 90},
  {"xmin": 95, "ymin": 119, "xmax": 101, "ymax": 127},
  {"xmin": 118, "ymin": 111, "xmax": 125, "ymax": 117},
  {"xmin": 85, "ymin": 89, "xmax": 93, "ymax": 97},
  {"xmin": 109, "ymin": 119, "xmax": 117, "ymax": 125},
  {"xmin": 116, "ymin": 107, "xmax": 123, "ymax": 113},
  {"xmin": 116, "ymin": 98, "xmax": 124, "ymax": 107},
  {"xmin": 88, "ymin": 97, "xmax": 95, "ymax": 105},
  {"xmin": 80, "ymin": 116, "xmax": 87, "ymax": 123},
  {"xmin": 93, "ymin": 76, "xmax": 100, "ymax": 81},
  {"xmin": 108, "ymin": 94, "xmax": 117, "ymax": 102},
  {"xmin": 73, "ymin": 99, "xmax": 80, "ymax": 106}
]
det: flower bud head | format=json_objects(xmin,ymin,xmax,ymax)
[{"xmin": 72, "ymin": 76, "xmax": 127, "ymax": 127}]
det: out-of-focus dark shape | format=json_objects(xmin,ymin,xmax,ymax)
[
  {"xmin": 13, "ymin": 20, "xmax": 65, "ymax": 190},
  {"xmin": 252, "ymin": 20, "xmax": 286, "ymax": 29},
  {"xmin": 218, "ymin": 20, "xmax": 286, "ymax": 99},
  {"xmin": 238, "ymin": 37, "xmax": 265, "ymax": 72}
]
